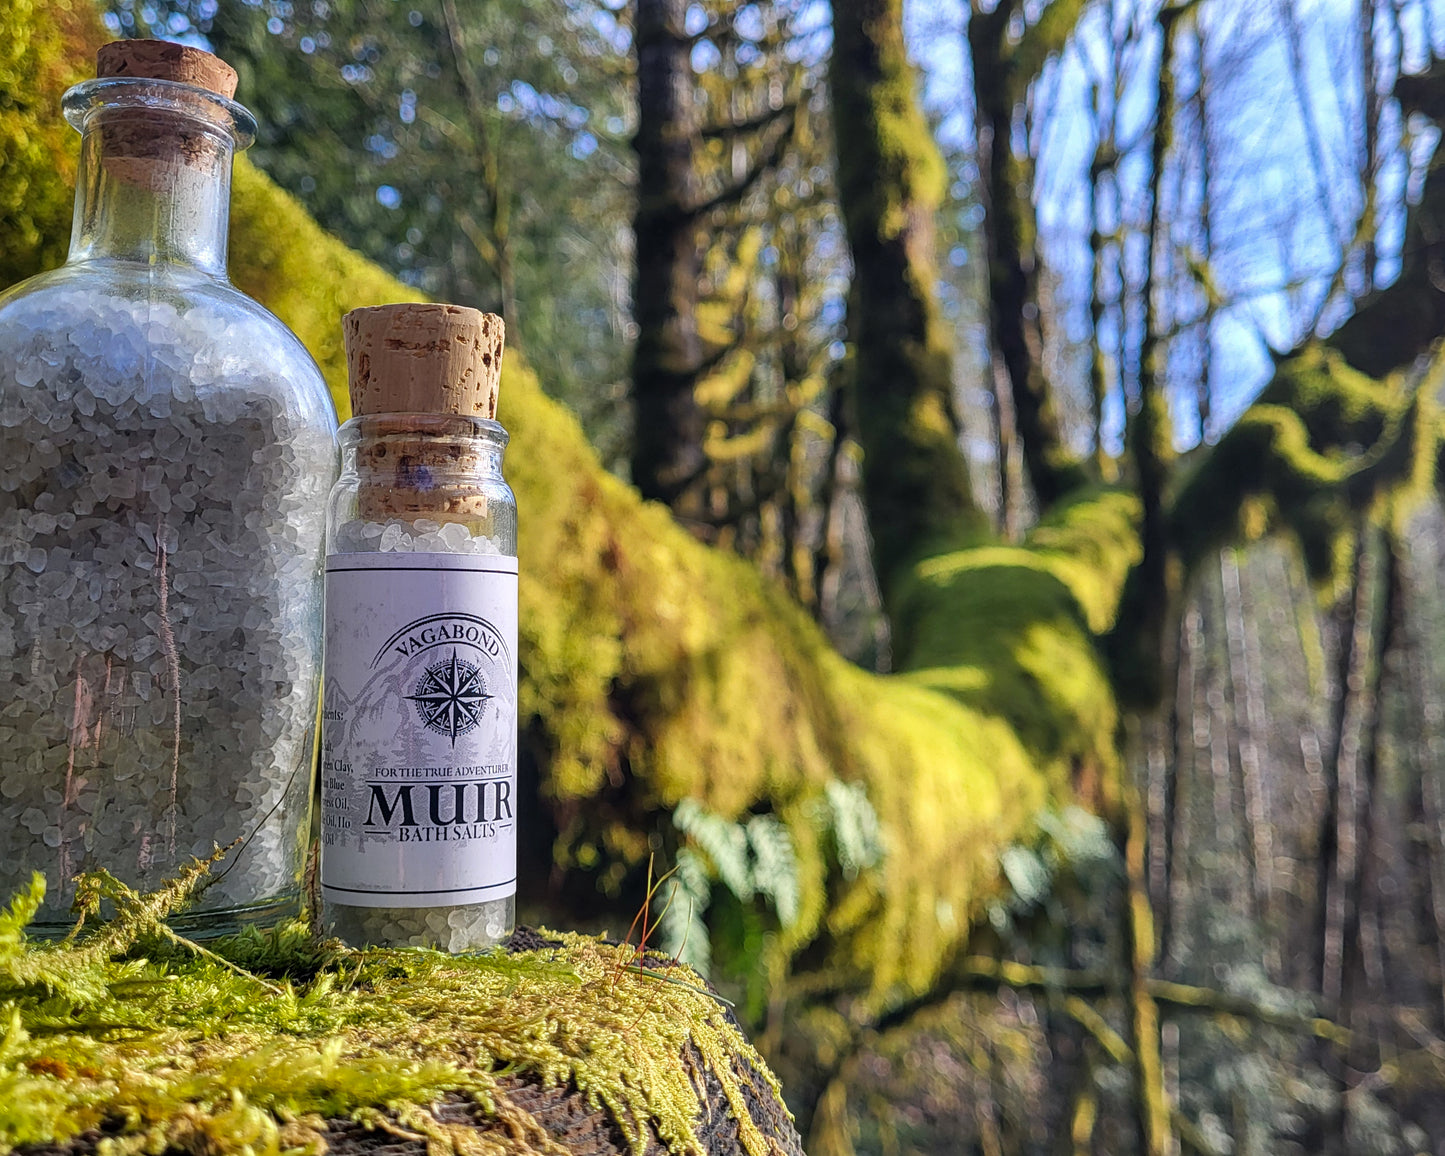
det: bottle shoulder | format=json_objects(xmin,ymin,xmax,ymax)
[{"xmin": 0, "ymin": 260, "xmax": 338, "ymax": 436}]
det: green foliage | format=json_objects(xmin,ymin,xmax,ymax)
[
  {"xmin": 676, "ymin": 799, "xmax": 757, "ymax": 905},
  {"xmin": 998, "ymin": 845, "xmax": 1050, "ymax": 910},
  {"xmin": 820, "ymin": 780, "xmax": 884, "ymax": 882},
  {"xmin": 661, "ymin": 848, "xmax": 713, "ymax": 976},
  {"xmin": 0, "ymin": 0, "xmax": 102, "ymax": 288},
  {"xmin": 748, "ymin": 816, "xmax": 802, "ymax": 928},
  {"xmin": 662, "ymin": 801, "xmax": 811, "ymax": 982},
  {"xmin": 124, "ymin": 0, "xmax": 634, "ymax": 447},
  {"xmin": 986, "ymin": 804, "xmax": 1119, "ymax": 936}
]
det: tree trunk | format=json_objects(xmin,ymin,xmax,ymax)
[
  {"xmin": 970, "ymin": 1, "xmax": 1087, "ymax": 511},
  {"xmin": 1320, "ymin": 528, "xmax": 1374, "ymax": 1005},
  {"xmin": 1221, "ymin": 549, "xmax": 1275, "ymax": 940},
  {"xmin": 631, "ymin": 0, "xmax": 708, "ymax": 523},
  {"xmin": 1124, "ymin": 775, "xmax": 1172, "ymax": 1156},
  {"xmin": 1110, "ymin": 2, "xmax": 1187, "ymax": 710},
  {"xmin": 828, "ymin": 0, "xmax": 983, "ymax": 604}
]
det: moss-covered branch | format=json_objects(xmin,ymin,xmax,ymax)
[
  {"xmin": 1111, "ymin": 338, "xmax": 1437, "ymax": 707},
  {"xmin": 1105, "ymin": 58, "xmax": 1445, "ymax": 709}
]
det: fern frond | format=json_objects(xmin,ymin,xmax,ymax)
[{"xmin": 746, "ymin": 816, "xmax": 800, "ymax": 928}]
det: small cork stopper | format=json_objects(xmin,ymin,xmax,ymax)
[
  {"xmin": 345, "ymin": 304, "xmax": 505, "ymax": 419},
  {"xmin": 97, "ymin": 40, "xmax": 239, "ymax": 99}
]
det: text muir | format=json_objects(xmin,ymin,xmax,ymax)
[{"xmin": 364, "ymin": 780, "xmax": 514, "ymax": 829}]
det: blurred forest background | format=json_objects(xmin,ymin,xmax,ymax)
[{"xmin": 15, "ymin": 0, "xmax": 1445, "ymax": 1151}]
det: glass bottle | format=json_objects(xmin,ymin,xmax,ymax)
[
  {"xmin": 0, "ymin": 42, "xmax": 338, "ymax": 934},
  {"xmin": 320, "ymin": 304, "xmax": 517, "ymax": 951}
]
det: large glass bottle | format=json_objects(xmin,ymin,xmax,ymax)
[
  {"xmin": 0, "ymin": 41, "xmax": 338, "ymax": 934},
  {"xmin": 320, "ymin": 304, "xmax": 517, "ymax": 951}
]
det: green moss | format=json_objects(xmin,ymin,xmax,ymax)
[
  {"xmin": 0, "ymin": 868, "xmax": 782, "ymax": 1156},
  {"xmin": 887, "ymin": 488, "xmax": 1140, "ymax": 825},
  {"xmin": 828, "ymin": 0, "xmax": 946, "ymax": 239},
  {"xmin": 1168, "ymin": 344, "xmax": 1433, "ymax": 596}
]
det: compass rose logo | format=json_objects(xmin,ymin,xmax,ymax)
[{"xmin": 406, "ymin": 650, "xmax": 493, "ymax": 745}]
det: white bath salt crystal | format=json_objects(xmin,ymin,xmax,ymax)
[
  {"xmin": 438, "ymin": 522, "xmax": 468, "ymax": 550},
  {"xmin": 0, "ymin": 282, "xmax": 334, "ymax": 929}
]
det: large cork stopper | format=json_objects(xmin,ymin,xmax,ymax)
[
  {"xmin": 344, "ymin": 304, "xmax": 505, "ymax": 419},
  {"xmin": 344, "ymin": 304, "xmax": 506, "ymax": 522},
  {"xmin": 93, "ymin": 41, "xmax": 241, "ymax": 183},
  {"xmin": 97, "ymin": 40, "xmax": 239, "ymax": 99}
]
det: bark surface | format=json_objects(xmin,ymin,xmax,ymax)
[
  {"xmin": 828, "ymin": 0, "xmax": 983, "ymax": 599},
  {"xmin": 630, "ymin": 0, "xmax": 708, "ymax": 524}
]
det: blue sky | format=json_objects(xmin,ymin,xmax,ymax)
[{"xmin": 906, "ymin": 0, "xmax": 1443, "ymax": 452}]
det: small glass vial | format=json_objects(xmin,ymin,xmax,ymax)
[{"xmin": 321, "ymin": 304, "xmax": 517, "ymax": 950}]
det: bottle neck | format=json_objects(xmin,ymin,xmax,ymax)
[
  {"xmin": 339, "ymin": 414, "xmax": 510, "ymax": 523},
  {"xmin": 64, "ymin": 84, "xmax": 249, "ymax": 278}
]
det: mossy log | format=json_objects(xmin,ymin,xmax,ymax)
[{"xmin": 0, "ymin": 868, "xmax": 803, "ymax": 1156}]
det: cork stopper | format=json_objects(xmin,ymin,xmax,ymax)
[
  {"xmin": 92, "ymin": 41, "xmax": 242, "ymax": 185},
  {"xmin": 344, "ymin": 304, "xmax": 505, "ymax": 419},
  {"xmin": 97, "ymin": 40, "xmax": 239, "ymax": 99}
]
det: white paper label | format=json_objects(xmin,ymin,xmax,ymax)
[{"xmin": 320, "ymin": 552, "xmax": 518, "ymax": 907}]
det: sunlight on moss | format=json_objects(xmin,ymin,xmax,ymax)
[{"xmin": 0, "ymin": 870, "xmax": 781, "ymax": 1156}]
